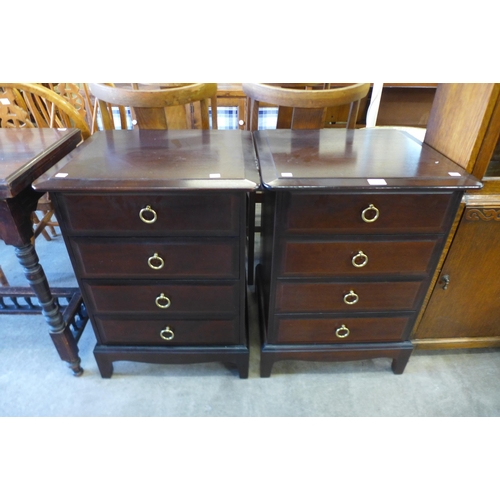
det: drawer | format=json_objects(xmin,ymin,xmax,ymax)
[
  {"xmin": 273, "ymin": 315, "xmax": 411, "ymax": 344},
  {"xmin": 275, "ymin": 281, "xmax": 423, "ymax": 313},
  {"xmin": 281, "ymin": 193, "xmax": 454, "ymax": 235},
  {"xmin": 57, "ymin": 193, "xmax": 241, "ymax": 236},
  {"xmin": 70, "ymin": 237, "xmax": 239, "ymax": 279},
  {"xmin": 95, "ymin": 318, "xmax": 239, "ymax": 345},
  {"xmin": 280, "ymin": 237, "xmax": 441, "ymax": 277},
  {"xmin": 82, "ymin": 281, "xmax": 239, "ymax": 314}
]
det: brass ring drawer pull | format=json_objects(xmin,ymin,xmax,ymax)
[
  {"xmin": 160, "ymin": 326, "xmax": 174, "ymax": 341},
  {"xmin": 361, "ymin": 204, "xmax": 379, "ymax": 223},
  {"xmin": 148, "ymin": 253, "xmax": 164, "ymax": 270},
  {"xmin": 335, "ymin": 324, "xmax": 350, "ymax": 338},
  {"xmin": 352, "ymin": 251, "xmax": 368, "ymax": 268},
  {"xmin": 155, "ymin": 293, "xmax": 171, "ymax": 309},
  {"xmin": 139, "ymin": 205, "xmax": 157, "ymax": 224},
  {"xmin": 343, "ymin": 290, "xmax": 359, "ymax": 305}
]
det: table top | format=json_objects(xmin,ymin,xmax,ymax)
[
  {"xmin": 0, "ymin": 128, "xmax": 82, "ymax": 199},
  {"xmin": 254, "ymin": 128, "xmax": 483, "ymax": 191},
  {"xmin": 34, "ymin": 130, "xmax": 260, "ymax": 192}
]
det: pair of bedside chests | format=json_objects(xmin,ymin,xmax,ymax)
[{"xmin": 35, "ymin": 129, "xmax": 482, "ymax": 378}]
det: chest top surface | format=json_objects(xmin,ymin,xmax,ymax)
[
  {"xmin": 254, "ymin": 129, "xmax": 483, "ymax": 191},
  {"xmin": 34, "ymin": 129, "xmax": 260, "ymax": 193},
  {"xmin": 0, "ymin": 128, "xmax": 81, "ymax": 198}
]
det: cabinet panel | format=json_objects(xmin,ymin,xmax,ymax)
[{"xmin": 415, "ymin": 207, "xmax": 500, "ymax": 339}]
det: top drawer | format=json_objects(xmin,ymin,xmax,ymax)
[
  {"xmin": 280, "ymin": 193, "xmax": 455, "ymax": 235},
  {"xmin": 55, "ymin": 193, "xmax": 241, "ymax": 236}
]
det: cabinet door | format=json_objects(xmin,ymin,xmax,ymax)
[{"xmin": 414, "ymin": 206, "xmax": 500, "ymax": 341}]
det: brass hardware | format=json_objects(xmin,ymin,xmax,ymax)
[
  {"xmin": 155, "ymin": 293, "xmax": 171, "ymax": 309},
  {"xmin": 361, "ymin": 204, "xmax": 379, "ymax": 223},
  {"xmin": 148, "ymin": 253, "xmax": 164, "ymax": 270},
  {"xmin": 352, "ymin": 251, "xmax": 368, "ymax": 268},
  {"xmin": 335, "ymin": 324, "xmax": 350, "ymax": 338},
  {"xmin": 343, "ymin": 290, "xmax": 359, "ymax": 305},
  {"xmin": 160, "ymin": 326, "xmax": 174, "ymax": 341},
  {"xmin": 139, "ymin": 205, "xmax": 157, "ymax": 224},
  {"xmin": 442, "ymin": 274, "xmax": 450, "ymax": 290}
]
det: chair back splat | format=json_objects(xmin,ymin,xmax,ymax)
[
  {"xmin": 0, "ymin": 82, "xmax": 91, "ymax": 243},
  {"xmin": 0, "ymin": 83, "xmax": 91, "ymax": 138},
  {"xmin": 242, "ymin": 82, "xmax": 370, "ymax": 130},
  {"xmin": 241, "ymin": 83, "xmax": 370, "ymax": 286},
  {"xmin": 89, "ymin": 83, "xmax": 218, "ymax": 130}
]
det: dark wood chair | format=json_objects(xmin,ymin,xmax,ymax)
[
  {"xmin": 242, "ymin": 83, "xmax": 371, "ymax": 284},
  {"xmin": 88, "ymin": 83, "xmax": 218, "ymax": 130}
]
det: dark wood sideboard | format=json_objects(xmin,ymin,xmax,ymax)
[
  {"xmin": 34, "ymin": 129, "xmax": 259, "ymax": 378},
  {"xmin": 254, "ymin": 128, "xmax": 482, "ymax": 377}
]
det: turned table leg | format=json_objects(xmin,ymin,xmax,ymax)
[{"xmin": 15, "ymin": 243, "xmax": 83, "ymax": 376}]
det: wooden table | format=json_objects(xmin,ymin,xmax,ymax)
[{"xmin": 0, "ymin": 128, "xmax": 88, "ymax": 376}]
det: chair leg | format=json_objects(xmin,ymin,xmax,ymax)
[
  {"xmin": 32, "ymin": 209, "xmax": 59, "ymax": 242},
  {"xmin": 0, "ymin": 265, "xmax": 9, "ymax": 286},
  {"xmin": 42, "ymin": 210, "xmax": 58, "ymax": 237},
  {"xmin": 31, "ymin": 212, "xmax": 52, "ymax": 242}
]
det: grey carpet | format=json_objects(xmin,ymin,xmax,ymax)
[{"xmin": 1, "ymin": 228, "xmax": 500, "ymax": 417}]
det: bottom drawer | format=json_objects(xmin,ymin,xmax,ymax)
[
  {"xmin": 95, "ymin": 318, "xmax": 240, "ymax": 346},
  {"xmin": 273, "ymin": 316, "xmax": 412, "ymax": 344}
]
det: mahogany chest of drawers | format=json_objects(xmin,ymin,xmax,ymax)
[
  {"xmin": 254, "ymin": 129, "xmax": 482, "ymax": 377},
  {"xmin": 35, "ymin": 130, "xmax": 259, "ymax": 378}
]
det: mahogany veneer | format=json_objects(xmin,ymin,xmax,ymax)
[
  {"xmin": 34, "ymin": 129, "xmax": 259, "ymax": 378},
  {"xmin": 254, "ymin": 128, "xmax": 482, "ymax": 376}
]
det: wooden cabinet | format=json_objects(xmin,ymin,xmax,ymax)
[
  {"xmin": 254, "ymin": 128, "xmax": 481, "ymax": 377},
  {"xmin": 34, "ymin": 130, "xmax": 259, "ymax": 378},
  {"xmin": 415, "ymin": 202, "xmax": 500, "ymax": 346},
  {"xmin": 413, "ymin": 84, "xmax": 500, "ymax": 348}
]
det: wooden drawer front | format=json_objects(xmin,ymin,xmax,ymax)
[
  {"xmin": 274, "ymin": 316, "xmax": 411, "ymax": 344},
  {"xmin": 275, "ymin": 281, "xmax": 423, "ymax": 313},
  {"xmin": 70, "ymin": 238, "xmax": 239, "ymax": 279},
  {"xmin": 95, "ymin": 318, "xmax": 239, "ymax": 345},
  {"xmin": 58, "ymin": 193, "xmax": 240, "ymax": 235},
  {"xmin": 280, "ymin": 238, "xmax": 440, "ymax": 277},
  {"xmin": 282, "ymin": 193, "xmax": 453, "ymax": 235},
  {"xmin": 82, "ymin": 282, "xmax": 240, "ymax": 314}
]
